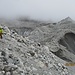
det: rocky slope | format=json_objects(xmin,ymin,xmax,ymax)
[
  {"xmin": 28, "ymin": 17, "xmax": 75, "ymax": 62},
  {"xmin": 0, "ymin": 23, "xmax": 70, "ymax": 75},
  {"xmin": 27, "ymin": 17, "xmax": 75, "ymax": 75}
]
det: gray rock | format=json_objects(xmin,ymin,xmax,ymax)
[{"xmin": 0, "ymin": 18, "xmax": 74, "ymax": 75}]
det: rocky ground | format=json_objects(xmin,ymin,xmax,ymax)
[{"xmin": 0, "ymin": 17, "xmax": 75, "ymax": 75}]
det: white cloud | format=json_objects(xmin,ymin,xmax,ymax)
[{"xmin": 0, "ymin": 0, "xmax": 75, "ymax": 21}]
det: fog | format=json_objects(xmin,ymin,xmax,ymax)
[{"xmin": 0, "ymin": 0, "xmax": 75, "ymax": 22}]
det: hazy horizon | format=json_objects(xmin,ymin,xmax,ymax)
[{"xmin": 0, "ymin": 0, "xmax": 75, "ymax": 22}]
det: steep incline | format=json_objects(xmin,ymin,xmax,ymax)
[
  {"xmin": 28, "ymin": 17, "xmax": 75, "ymax": 62},
  {"xmin": 0, "ymin": 25, "xmax": 70, "ymax": 75}
]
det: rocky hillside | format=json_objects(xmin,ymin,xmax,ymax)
[
  {"xmin": 28, "ymin": 17, "xmax": 75, "ymax": 62},
  {"xmin": 0, "ymin": 23, "xmax": 70, "ymax": 75}
]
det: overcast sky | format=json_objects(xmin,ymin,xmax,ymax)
[{"xmin": 0, "ymin": 0, "xmax": 75, "ymax": 22}]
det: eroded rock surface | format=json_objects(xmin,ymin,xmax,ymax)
[{"xmin": 0, "ymin": 23, "xmax": 70, "ymax": 75}]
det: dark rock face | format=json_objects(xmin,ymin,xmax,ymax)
[
  {"xmin": 53, "ymin": 32, "xmax": 75, "ymax": 62},
  {"xmin": 59, "ymin": 33, "xmax": 75, "ymax": 55},
  {"xmin": 52, "ymin": 49, "xmax": 72, "ymax": 62}
]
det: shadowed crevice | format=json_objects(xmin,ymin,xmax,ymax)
[
  {"xmin": 52, "ymin": 49, "xmax": 72, "ymax": 62},
  {"xmin": 52, "ymin": 33, "xmax": 75, "ymax": 62},
  {"xmin": 59, "ymin": 33, "xmax": 75, "ymax": 55}
]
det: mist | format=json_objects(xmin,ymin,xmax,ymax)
[{"xmin": 0, "ymin": 0, "xmax": 75, "ymax": 22}]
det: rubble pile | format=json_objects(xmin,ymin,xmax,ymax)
[{"xmin": 0, "ymin": 24, "xmax": 70, "ymax": 75}]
